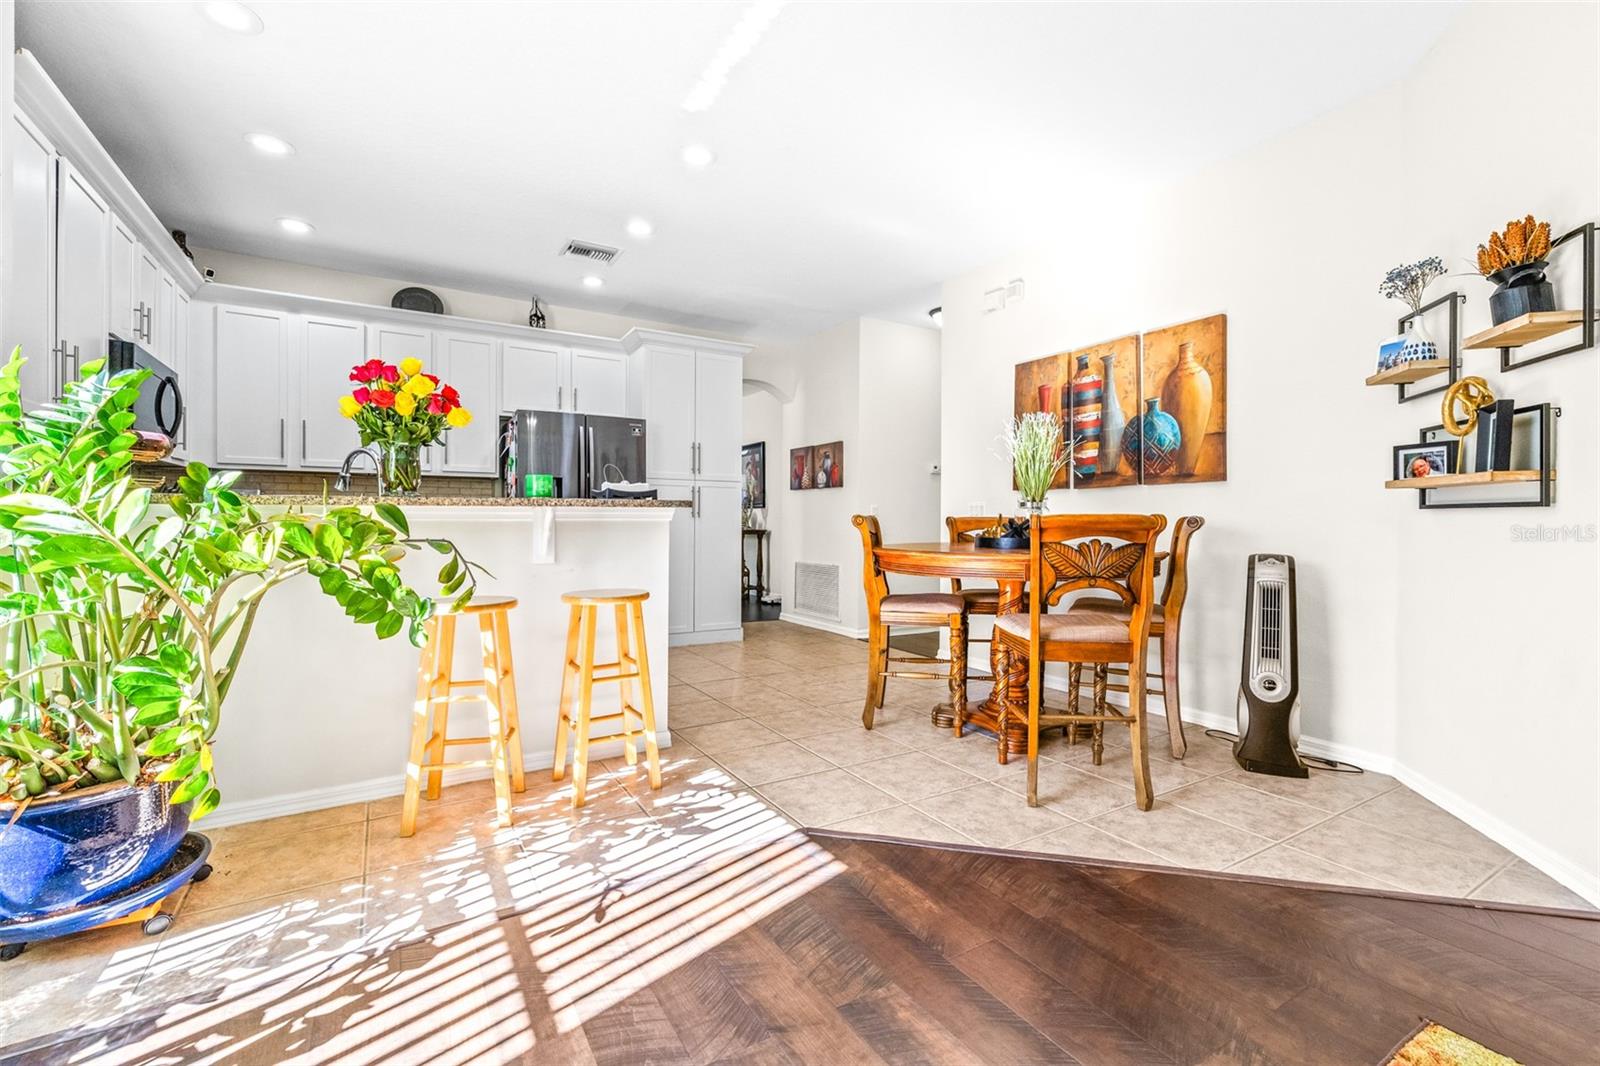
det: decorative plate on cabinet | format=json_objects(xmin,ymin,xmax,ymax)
[{"xmin": 391, "ymin": 287, "xmax": 444, "ymax": 314}]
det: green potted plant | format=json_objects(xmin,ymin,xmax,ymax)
[{"xmin": 0, "ymin": 351, "xmax": 479, "ymax": 922}]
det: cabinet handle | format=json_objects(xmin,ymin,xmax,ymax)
[
  {"xmin": 144, "ymin": 306, "xmax": 153, "ymax": 343},
  {"xmin": 279, "ymin": 418, "xmax": 286, "ymax": 461},
  {"xmin": 557, "ymin": 385, "xmax": 563, "ymax": 410},
  {"xmin": 50, "ymin": 341, "xmax": 64, "ymax": 400},
  {"xmin": 573, "ymin": 387, "xmax": 579, "ymax": 410},
  {"xmin": 301, "ymin": 419, "xmax": 308, "ymax": 460},
  {"xmin": 67, "ymin": 345, "xmax": 81, "ymax": 386}
]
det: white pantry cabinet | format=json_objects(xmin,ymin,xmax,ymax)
[
  {"xmin": 135, "ymin": 246, "xmax": 160, "ymax": 352},
  {"xmin": 655, "ymin": 479, "xmax": 742, "ymax": 639},
  {"xmin": 300, "ymin": 315, "xmax": 366, "ymax": 469},
  {"xmin": 435, "ymin": 332, "xmax": 497, "ymax": 474},
  {"xmin": 8, "ymin": 109, "xmax": 57, "ymax": 407},
  {"xmin": 214, "ymin": 305, "xmax": 291, "ymax": 467}
]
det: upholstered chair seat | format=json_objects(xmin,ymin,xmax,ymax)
[
  {"xmin": 881, "ymin": 592, "xmax": 968, "ymax": 617},
  {"xmin": 994, "ymin": 610, "xmax": 1131, "ymax": 644}
]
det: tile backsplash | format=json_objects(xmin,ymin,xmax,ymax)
[{"xmin": 135, "ymin": 465, "xmax": 500, "ymax": 499}]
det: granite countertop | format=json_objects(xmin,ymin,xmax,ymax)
[{"xmin": 154, "ymin": 493, "xmax": 688, "ymax": 508}]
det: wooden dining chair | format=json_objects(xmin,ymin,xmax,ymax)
[
  {"xmin": 1067, "ymin": 516, "xmax": 1204, "ymax": 759},
  {"xmin": 994, "ymin": 513, "xmax": 1166, "ymax": 809},
  {"xmin": 852, "ymin": 515, "xmax": 969, "ymax": 730}
]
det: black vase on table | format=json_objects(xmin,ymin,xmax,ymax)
[{"xmin": 1487, "ymin": 259, "xmax": 1556, "ymax": 325}]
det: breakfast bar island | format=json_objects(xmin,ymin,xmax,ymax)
[{"xmin": 199, "ymin": 496, "xmax": 686, "ymax": 822}]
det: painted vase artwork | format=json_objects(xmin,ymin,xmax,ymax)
[
  {"xmin": 1126, "ymin": 398, "xmax": 1181, "ymax": 478},
  {"xmin": 1160, "ymin": 340, "xmax": 1212, "ymax": 476},
  {"xmin": 1098, "ymin": 351, "xmax": 1126, "ymax": 475},
  {"xmin": 1069, "ymin": 354, "xmax": 1103, "ymax": 480}
]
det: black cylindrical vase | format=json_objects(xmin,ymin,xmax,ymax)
[{"xmin": 1488, "ymin": 260, "xmax": 1556, "ymax": 325}]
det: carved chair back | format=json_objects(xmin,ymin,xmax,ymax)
[
  {"xmin": 1027, "ymin": 513, "xmax": 1167, "ymax": 646},
  {"xmin": 851, "ymin": 514, "xmax": 891, "ymax": 612},
  {"xmin": 944, "ymin": 516, "xmax": 995, "ymax": 592},
  {"xmin": 1159, "ymin": 516, "xmax": 1205, "ymax": 615}
]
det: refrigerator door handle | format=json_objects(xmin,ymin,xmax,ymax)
[
  {"xmin": 587, "ymin": 425, "xmax": 596, "ymax": 495},
  {"xmin": 557, "ymin": 385, "xmax": 563, "ymax": 411}
]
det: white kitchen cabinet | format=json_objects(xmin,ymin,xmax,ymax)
[
  {"xmin": 54, "ymin": 160, "xmax": 110, "ymax": 400},
  {"xmin": 499, "ymin": 339, "xmax": 567, "ymax": 413},
  {"xmin": 570, "ymin": 346, "xmax": 626, "ymax": 415},
  {"xmin": 640, "ymin": 343, "xmax": 696, "ymax": 482},
  {"xmin": 214, "ymin": 305, "xmax": 291, "ymax": 467},
  {"xmin": 300, "ymin": 315, "xmax": 365, "ymax": 469},
  {"xmin": 109, "ymin": 215, "xmax": 138, "ymax": 343},
  {"xmin": 8, "ymin": 109, "xmax": 57, "ymax": 408},
  {"xmin": 368, "ymin": 324, "xmax": 437, "ymax": 470},
  {"xmin": 436, "ymin": 332, "xmax": 497, "ymax": 474},
  {"xmin": 693, "ymin": 351, "xmax": 743, "ymax": 482},
  {"xmin": 691, "ymin": 482, "xmax": 743, "ymax": 634},
  {"xmin": 155, "ymin": 269, "xmax": 177, "ymax": 360},
  {"xmin": 135, "ymin": 245, "xmax": 160, "ymax": 352}
]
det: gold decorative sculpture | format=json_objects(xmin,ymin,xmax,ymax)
[{"xmin": 1440, "ymin": 376, "xmax": 1497, "ymax": 473}]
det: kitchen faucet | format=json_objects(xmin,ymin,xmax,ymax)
[{"xmin": 335, "ymin": 446, "xmax": 384, "ymax": 495}]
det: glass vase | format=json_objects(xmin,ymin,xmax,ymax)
[{"xmin": 380, "ymin": 443, "xmax": 423, "ymax": 497}]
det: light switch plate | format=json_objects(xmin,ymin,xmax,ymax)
[
  {"xmin": 1006, "ymin": 277, "xmax": 1025, "ymax": 303},
  {"xmin": 983, "ymin": 288, "xmax": 1005, "ymax": 313}
]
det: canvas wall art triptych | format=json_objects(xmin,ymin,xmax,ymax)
[{"xmin": 1012, "ymin": 313, "xmax": 1228, "ymax": 489}]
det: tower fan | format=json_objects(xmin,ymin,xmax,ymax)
[{"xmin": 1235, "ymin": 554, "xmax": 1308, "ymax": 777}]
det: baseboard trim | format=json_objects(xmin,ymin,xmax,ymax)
[
  {"xmin": 779, "ymin": 612, "xmax": 867, "ymax": 640},
  {"xmin": 202, "ymin": 730, "xmax": 675, "ymax": 830},
  {"xmin": 1042, "ymin": 681, "xmax": 1594, "ymax": 906}
]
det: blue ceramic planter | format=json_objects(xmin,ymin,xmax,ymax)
[{"xmin": 0, "ymin": 780, "xmax": 191, "ymax": 921}]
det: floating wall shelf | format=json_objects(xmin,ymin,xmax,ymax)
[
  {"xmin": 1464, "ymin": 310, "xmax": 1589, "ymax": 350},
  {"xmin": 1365, "ymin": 359, "xmax": 1451, "ymax": 387},
  {"xmin": 1384, "ymin": 292, "xmax": 1463, "ymax": 404},
  {"xmin": 1480, "ymin": 222, "xmax": 1596, "ymax": 372},
  {"xmin": 1384, "ymin": 470, "xmax": 1545, "ymax": 490},
  {"xmin": 1404, "ymin": 403, "xmax": 1560, "ymax": 509}
]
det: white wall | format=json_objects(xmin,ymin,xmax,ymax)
[
  {"xmin": 938, "ymin": 1, "xmax": 1598, "ymax": 901},
  {"xmin": 190, "ymin": 245, "xmax": 755, "ymax": 347},
  {"xmin": 741, "ymin": 386, "xmax": 784, "ymax": 598}
]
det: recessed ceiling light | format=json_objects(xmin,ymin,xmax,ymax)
[
  {"xmin": 581, "ymin": 275, "xmax": 605, "ymax": 290},
  {"xmin": 245, "ymin": 132, "xmax": 294, "ymax": 156},
  {"xmin": 202, "ymin": 1, "xmax": 264, "ymax": 35},
  {"xmin": 681, "ymin": 144, "xmax": 715, "ymax": 168},
  {"xmin": 626, "ymin": 217, "xmax": 654, "ymax": 239},
  {"xmin": 276, "ymin": 217, "xmax": 313, "ymax": 236}
]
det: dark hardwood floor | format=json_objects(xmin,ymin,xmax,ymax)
[{"xmin": 10, "ymin": 833, "xmax": 1598, "ymax": 1064}]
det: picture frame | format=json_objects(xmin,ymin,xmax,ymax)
[
  {"xmin": 789, "ymin": 446, "xmax": 813, "ymax": 490},
  {"xmin": 811, "ymin": 441, "xmax": 844, "ymax": 488},
  {"xmin": 1393, "ymin": 441, "xmax": 1457, "ymax": 481},
  {"xmin": 741, "ymin": 441, "xmax": 766, "ymax": 509}
]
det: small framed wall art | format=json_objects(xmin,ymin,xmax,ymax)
[{"xmin": 1393, "ymin": 441, "xmax": 1457, "ymax": 481}]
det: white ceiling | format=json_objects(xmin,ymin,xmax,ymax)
[{"xmin": 18, "ymin": 1, "xmax": 1460, "ymax": 340}]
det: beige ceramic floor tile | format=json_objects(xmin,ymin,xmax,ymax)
[
  {"xmin": 368, "ymin": 777, "xmax": 504, "ymax": 819},
  {"xmin": 714, "ymin": 740, "xmax": 836, "ymax": 786},
  {"xmin": 848, "ymin": 750, "xmax": 984, "ymax": 803},
  {"xmin": 754, "ymin": 704, "xmax": 859, "ymax": 739},
  {"xmin": 363, "ymin": 807, "xmax": 528, "ymax": 876},
  {"xmin": 1342, "ymin": 787, "xmax": 1515, "ymax": 869},
  {"xmin": 758, "ymin": 768, "xmax": 898, "ymax": 826},
  {"xmin": 920, "ymin": 734, "xmax": 1043, "ymax": 782},
  {"xmin": 795, "ymin": 725, "xmax": 909, "ymax": 767},
  {"xmin": 188, "ymin": 821, "xmax": 367, "ymax": 913},
  {"xmin": 1160, "ymin": 776, "xmax": 1331, "ymax": 840},
  {"xmin": 205, "ymin": 802, "xmax": 369, "ymax": 849},
  {"xmin": 0, "ymin": 918, "xmax": 161, "ymax": 1049},
  {"xmin": 666, "ymin": 698, "xmax": 747, "ymax": 729},
  {"xmin": 822, "ymin": 803, "xmax": 977, "ymax": 845},
  {"xmin": 912, "ymin": 782, "xmax": 1074, "ymax": 847},
  {"xmin": 1225, "ymin": 844, "xmax": 1402, "ymax": 891},
  {"xmin": 1087, "ymin": 802, "xmax": 1274, "ymax": 870},
  {"xmin": 1219, "ymin": 766, "xmax": 1399, "ymax": 813},
  {"xmin": 1468, "ymin": 859, "xmax": 1597, "ymax": 911},
  {"xmin": 676, "ymin": 717, "xmax": 784, "ymax": 755},
  {"xmin": 364, "ymin": 845, "xmax": 530, "ymax": 945},
  {"xmin": 1286, "ymin": 814, "xmax": 1508, "ymax": 898},
  {"xmin": 668, "ymin": 682, "xmax": 720, "ymax": 707},
  {"xmin": 1070, "ymin": 743, "xmax": 1218, "ymax": 795},
  {"xmin": 1016, "ymin": 823, "xmax": 1173, "ymax": 867},
  {"xmin": 993, "ymin": 763, "xmax": 1139, "ymax": 821}
]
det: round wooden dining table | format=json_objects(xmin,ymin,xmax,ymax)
[
  {"xmin": 874, "ymin": 541, "xmax": 1033, "ymax": 757},
  {"xmin": 874, "ymin": 540, "xmax": 1166, "ymax": 760}
]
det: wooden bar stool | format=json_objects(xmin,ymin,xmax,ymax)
[
  {"xmin": 553, "ymin": 588, "xmax": 662, "ymax": 808},
  {"xmin": 400, "ymin": 595, "xmax": 525, "ymax": 837}
]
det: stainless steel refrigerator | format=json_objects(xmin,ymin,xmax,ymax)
[{"xmin": 500, "ymin": 410, "xmax": 647, "ymax": 497}]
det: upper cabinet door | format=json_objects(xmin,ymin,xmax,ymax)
[
  {"xmin": 9, "ymin": 110, "xmax": 57, "ymax": 408},
  {"xmin": 368, "ymin": 325, "xmax": 436, "ymax": 470},
  {"xmin": 641, "ymin": 344, "xmax": 696, "ymax": 481},
  {"xmin": 154, "ymin": 270, "xmax": 177, "ymax": 361},
  {"xmin": 693, "ymin": 350, "xmax": 743, "ymax": 482},
  {"xmin": 215, "ymin": 305, "xmax": 291, "ymax": 467},
  {"xmin": 437, "ymin": 332, "xmax": 497, "ymax": 474},
  {"xmin": 301, "ymin": 315, "xmax": 365, "ymax": 469},
  {"xmin": 55, "ymin": 160, "xmax": 110, "ymax": 397},
  {"xmin": 135, "ymin": 246, "xmax": 160, "ymax": 351},
  {"xmin": 570, "ymin": 347, "xmax": 626, "ymax": 415},
  {"xmin": 108, "ymin": 216, "xmax": 138, "ymax": 343},
  {"xmin": 500, "ymin": 339, "xmax": 567, "ymax": 413}
]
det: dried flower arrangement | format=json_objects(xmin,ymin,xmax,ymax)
[
  {"xmin": 1476, "ymin": 215, "xmax": 1553, "ymax": 277},
  {"xmin": 1378, "ymin": 256, "xmax": 1446, "ymax": 312}
]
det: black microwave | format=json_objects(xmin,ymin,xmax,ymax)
[{"xmin": 107, "ymin": 336, "xmax": 184, "ymax": 440}]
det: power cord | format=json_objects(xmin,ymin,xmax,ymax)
[{"xmin": 1202, "ymin": 728, "xmax": 1365, "ymax": 774}]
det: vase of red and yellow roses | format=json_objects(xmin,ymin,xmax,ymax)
[{"xmin": 339, "ymin": 356, "xmax": 473, "ymax": 496}]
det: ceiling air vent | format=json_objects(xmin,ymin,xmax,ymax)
[{"xmin": 560, "ymin": 240, "xmax": 620, "ymax": 264}]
